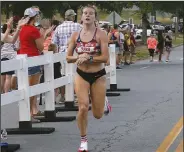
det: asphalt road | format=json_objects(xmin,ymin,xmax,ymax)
[{"xmin": 1, "ymin": 45, "xmax": 183, "ymax": 152}]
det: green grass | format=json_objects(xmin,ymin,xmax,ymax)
[
  {"xmin": 172, "ymin": 37, "xmax": 183, "ymax": 46},
  {"xmin": 134, "ymin": 45, "xmax": 150, "ymax": 61}
]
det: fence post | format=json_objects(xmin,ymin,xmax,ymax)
[
  {"xmin": 35, "ymin": 52, "xmax": 76, "ymax": 122},
  {"xmin": 64, "ymin": 62, "xmax": 75, "ymax": 108},
  {"xmin": 5, "ymin": 54, "xmax": 55, "ymax": 134},
  {"xmin": 105, "ymin": 45, "xmax": 120, "ymax": 97},
  {"xmin": 16, "ymin": 55, "xmax": 31, "ymax": 128},
  {"xmin": 109, "ymin": 44, "xmax": 117, "ymax": 90},
  {"xmin": 43, "ymin": 51, "xmax": 55, "ymax": 113},
  {"xmin": 107, "ymin": 44, "xmax": 131, "ymax": 92}
]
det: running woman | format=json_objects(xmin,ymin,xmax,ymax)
[{"xmin": 66, "ymin": 5, "xmax": 112, "ymax": 152}]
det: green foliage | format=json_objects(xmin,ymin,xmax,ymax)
[{"xmin": 1, "ymin": 1, "xmax": 134, "ymax": 19}]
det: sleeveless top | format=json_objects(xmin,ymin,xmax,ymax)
[
  {"xmin": 110, "ymin": 30, "xmax": 120, "ymax": 48},
  {"xmin": 75, "ymin": 28, "xmax": 101, "ymax": 55}
]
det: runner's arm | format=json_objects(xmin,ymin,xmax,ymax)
[
  {"xmin": 66, "ymin": 32, "xmax": 79, "ymax": 63},
  {"xmin": 90, "ymin": 31, "xmax": 109, "ymax": 63}
]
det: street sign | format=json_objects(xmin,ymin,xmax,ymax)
[
  {"xmin": 173, "ymin": 17, "xmax": 178, "ymax": 23},
  {"xmin": 106, "ymin": 11, "xmax": 122, "ymax": 25}
]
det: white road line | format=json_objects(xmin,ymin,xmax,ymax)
[{"xmin": 140, "ymin": 66, "xmax": 150, "ymax": 69}]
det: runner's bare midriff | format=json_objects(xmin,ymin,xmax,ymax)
[{"xmin": 78, "ymin": 54, "xmax": 105, "ymax": 73}]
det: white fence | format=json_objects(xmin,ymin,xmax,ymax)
[{"xmin": 1, "ymin": 44, "xmax": 117, "ymax": 123}]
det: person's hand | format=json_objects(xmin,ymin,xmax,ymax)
[
  {"xmin": 17, "ymin": 17, "xmax": 30, "ymax": 28},
  {"xmin": 6, "ymin": 17, "xmax": 13, "ymax": 29},
  {"xmin": 76, "ymin": 57, "xmax": 88, "ymax": 66},
  {"xmin": 40, "ymin": 28, "xmax": 46, "ymax": 37},
  {"xmin": 78, "ymin": 53, "xmax": 90, "ymax": 60},
  {"xmin": 45, "ymin": 25, "xmax": 56, "ymax": 37}
]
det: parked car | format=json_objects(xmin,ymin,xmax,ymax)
[
  {"xmin": 99, "ymin": 21, "xmax": 112, "ymax": 27},
  {"xmin": 134, "ymin": 29, "xmax": 153, "ymax": 39},
  {"xmin": 152, "ymin": 25, "xmax": 165, "ymax": 31}
]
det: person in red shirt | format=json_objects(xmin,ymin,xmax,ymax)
[
  {"xmin": 19, "ymin": 7, "xmax": 50, "ymax": 123},
  {"xmin": 147, "ymin": 33, "xmax": 157, "ymax": 62}
]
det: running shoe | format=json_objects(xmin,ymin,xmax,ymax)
[
  {"xmin": 78, "ymin": 141, "xmax": 88, "ymax": 152},
  {"xmin": 104, "ymin": 96, "xmax": 112, "ymax": 115}
]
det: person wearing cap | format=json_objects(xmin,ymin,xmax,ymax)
[
  {"xmin": 51, "ymin": 9, "xmax": 81, "ymax": 103},
  {"xmin": 31, "ymin": 6, "xmax": 42, "ymax": 27},
  {"xmin": 18, "ymin": 7, "xmax": 52, "ymax": 123},
  {"xmin": 51, "ymin": 9, "xmax": 81, "ymax": 53}
]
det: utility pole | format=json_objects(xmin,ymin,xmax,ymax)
[{"xmin": 113, "ymin": 11, "xmax": 115, "ymax": 27}]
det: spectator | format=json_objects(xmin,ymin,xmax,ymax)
[
  {"xmin": 108, "ymin": 24, "xmax": 122, "ymax": 69},
  {"xmin": 48, "ymin": 44, "xmax": 62, "ymax": 102},
  {"xmin": 18, "ymin": 7, "xmax": 52, "ymax": 123},
  {"xmin": 157, "ymin": 30, "xmax": 165, "ymax": 62},
  {"xmin": 129, "ymin": 30, "xmax": 136, "ymax": 64},
  {"xmin": 147, "ymin": 33, "xmax": 157, "ymax": 62},
  {"xmin": 101, "ymin": 24, "xmax": 110, "ymax": 35},
  {"xmin": 165, "ymin": 30, "xmax": 173, "ymax": 62},
  {"xmin": 1, "ymin": 24, "xmax": 17, "ymax": 93},
  {"xmin": 123, "ymin": 30, "xmax": 131, "ymax": 65},
  {"xmin": 1, "ymin": 17, "xmax": 29, "ymax": 44},
  {"xmin": 31, "ymin": 5, "xmax": 42, "ymax": 27},
  {"xmin": 51, "ymin": 9, "xmax": 81, "ymax": 53},
  {"xmin": 43, "ymin": 19, "xmax": 59, "ymax": 51},
  {"xmin": 51, "ymin": 9, "xmax": 81, "ymax": 103},
  {"xmin": 119, "ymin": 30, "xmax": 125, "ymax": 63}
]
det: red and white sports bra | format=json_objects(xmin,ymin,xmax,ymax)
[{"xmin": 75, "ymin": 28, "xmax": 101, "ymax": 55}]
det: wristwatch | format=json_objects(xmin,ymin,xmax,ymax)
[{"xmin": 89, "ymin": 56, "xmax": 93, "ymax": 63}]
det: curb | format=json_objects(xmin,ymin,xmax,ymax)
[{"xmin": 173, "ymin": 44, "xmax": 183, "ymax": 48}]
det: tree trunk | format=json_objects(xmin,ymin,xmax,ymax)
[
  {"xmin": 142, "ymin": 13, "xmax": 148, "ymax": 45},
  {"xmin": 151, "ymin": 5, "xmax": 156, "ymax": 22},
  {"xmin": 6, "ymin": 4, "xmax": 10, "ymax": 19}
]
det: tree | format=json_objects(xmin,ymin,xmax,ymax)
[
  {"xmin": 1, "ymin": 1, "xmax": 59, "ymax": 18},
  {"xmin": 133, "ymin": 2, "xmax": 153, "ymax": 44}
]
